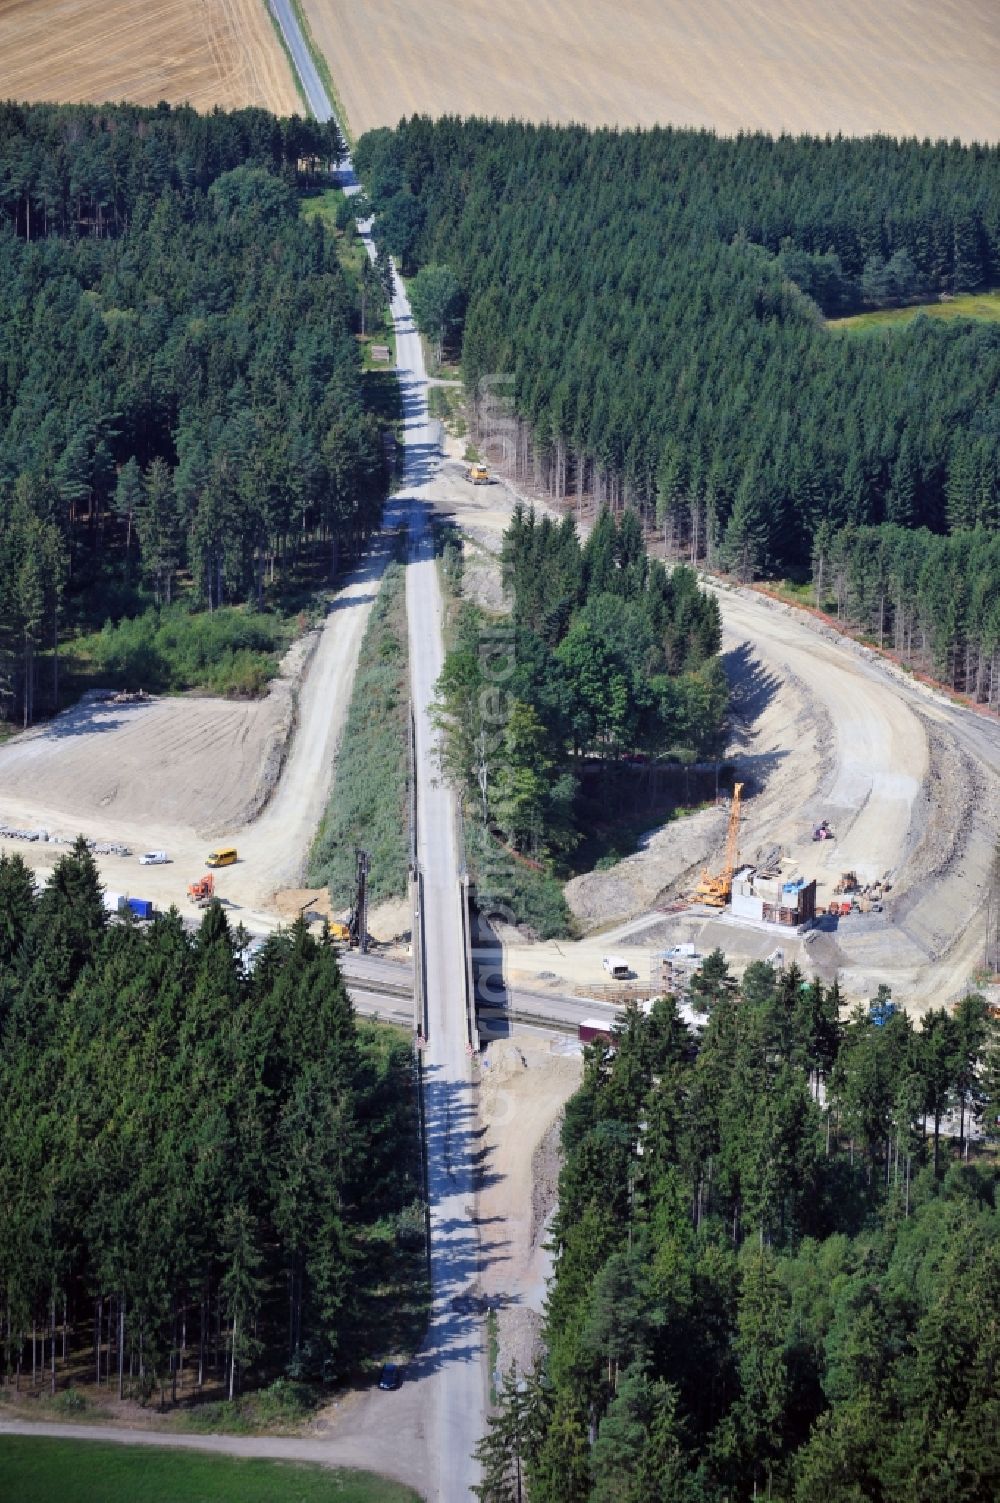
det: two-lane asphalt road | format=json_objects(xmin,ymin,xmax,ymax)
[
  {"xmin": 269, "ymin": 12, "xmax": 485, "ymax": 1495},
  {"xmin": 268, "ymin": 0, "xmax": 333, "ymax": 122},
  {"xmin": 392, "ymin": 271, "xmax": 485, "ymax": 1503}
]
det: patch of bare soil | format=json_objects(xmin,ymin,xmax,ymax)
[
  {"xmin": 0, "ymin": 628, "xmax": 315, "ymax": 842},
  {"xmin": 366, "ymin": 896, "xmax": 412, "ymax": 945},
  {"xmin": 461, "ymin": 535, "xmax": 507, "ymax": 613},
  {"xmin": 273, "ymin": 885, "xmax": 338, "ymax": 924},
  {"xmin": 0, "ymin": 544, "xmax": 392, "ymax": 929},
  {"xmin": 477, "ymin": 1038, "xmax": 581, "ymax": 1381},
  {"xmin": 565, "ymin": 805, "xmax": 726, "ymax": 928}
]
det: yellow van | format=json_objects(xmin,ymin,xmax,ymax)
[{"xmin": 206, "ymin": 847, "xmax": 237, "ymax": 868}]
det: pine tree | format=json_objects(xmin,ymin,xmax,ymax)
[
  {"xmin": 0, "ymin": 850, "xmax": 36, "ymax": 967},
  {"xmin": 734, "ymin": 1247, "xmax": 790, "ymax": 1496},
  {"xmin": 474, "ymin": 1362, "xmax": 533, "ymax": 1502}
]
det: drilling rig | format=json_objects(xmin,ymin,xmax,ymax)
[{"xmin": 348, "ymin": 848, "xmax": 370, "ymax": 953}]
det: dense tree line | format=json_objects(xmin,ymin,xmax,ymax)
[
  {"xmin": 357, "ymin": 119, "xmax": 1000, "ymax": 582},
  {"xmin": 0, "ymin": 844, "xmax": 423, "ymax": 1402},
  {"xmin": 477, "ymin": 958, "xmax": 1000, "ymax": 1501},
  {"xmin": 0, "ymin": 102, "xmax": 388, "ymax": 725},
  {"xmin": 814, "ymin": 523, "xmax": 1000, "ymax": 705},
  {"xmin": 435, "ymin": 505, "xmax": 725, "ymax": 860},
  {"xmin": 0, "ymin": 99, "xmax": 342, "ymax": 237}
]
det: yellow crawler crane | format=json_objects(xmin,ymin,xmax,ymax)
[{"xmin": 695, "ymin": 782, "xmax": 744, "ymax": 907}]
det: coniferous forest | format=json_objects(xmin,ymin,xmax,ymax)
[
  {"xmin": 436, "ymin": 504, "xmax": 726, "ymax": 865},
  {"xmin": 814, "ymin": 523, "xmax": 1000, "ymax": 704},
  {"xmin": 476, "ymin": 959, "xmax": 1000, "ymax": 1502},
  {"xmin": 0, "ymin": 101, "xmax": 389, "ymax": 725},
  {"xmin": 357, "ymin": 121, "xmax": 999, "ymax": 693},
  {"xmin": 0, "ymin": 845, "xmax": 423, "ymax": 1403}
]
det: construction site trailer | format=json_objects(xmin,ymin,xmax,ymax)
[{"xmin": 578, "ymin": 1018, "xmax": 616, "ymax": 1045}]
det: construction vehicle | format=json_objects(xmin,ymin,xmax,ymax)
[
  {"xmin": 206, "ymin": 846, "xmax": 237, "ymax": 868},
  {"xmin": 468, "ymin": 464, "xmax": 490, "ymax": 485},
  {"xmin": 326, "ymin": 850, "xmax": 371, "ymax": 950},
  {"xmin": 694, "ymin": 783, "xmax": 744, "ymax": 907},
  {"xmin": 188, "ymin": 873, "xmax": 215, "ymax": 908},
  {"xmin": 349, "ymin": 849, "xmax": 370, "ymax": 954}
]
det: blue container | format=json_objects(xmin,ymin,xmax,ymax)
[{"xmin": 127, "ymin": 897, "xmax": 154, "ymax": 920}]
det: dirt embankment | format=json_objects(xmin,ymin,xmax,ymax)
[
  {"xmin": 0, "ymin": 539, "xmax": 393, "ymax": 925},
  {"xmin": 564, "ymin": 650, "xmax": 833, "ymax": 930},
  {"xmin": 477, "ymin": 1038, "xmax": 581, "ymax": 1380},
  {"xmin": 0, "ymin": 628, "xmax": 316, "ymax": 844}
]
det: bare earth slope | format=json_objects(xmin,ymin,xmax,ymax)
[
  {"xmin": 0, "ymin": 0, "xmax": 299, "ymax": 113},
  {"xmin": 429, "ymin": 445, "xmax": 1000, "ymax": 1014},
  {"xmin": 302, "ymin": 0, "xmax": 1000, "ymax": 143},
  {"xmin": 0, "ymin": 549, "xmax": 394, "ymax": 928}
]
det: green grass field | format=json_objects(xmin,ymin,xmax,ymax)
[
  {"xmin": 0, "ymin": 1435, "xmax": 418, "ymax": 1503},
  {"xmin": 828, "ymin": 291, "xmax": 1000, "ymax": 332}
]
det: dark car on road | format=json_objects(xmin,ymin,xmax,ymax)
[{"xmin": 378, "ymin": 1362, "xmax": 402, "ymax": 1390}]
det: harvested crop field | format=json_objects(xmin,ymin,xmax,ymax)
[
  {"xmin": 303, "ymin": 0, "xmax": 1000, "ymax": 143},
  {"xmin": 0, "ymin": 0, "xmax": 299, "ymax": 113}
]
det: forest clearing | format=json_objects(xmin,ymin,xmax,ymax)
[
  {"xmin": 829, "ymin": 289, "xmax": 1000, "ymax": 331},
  {"xmin": 301, "ymin": 0, "xmax": 999, "ymax": 142},
  {"xmin": 0, "ymin": 543, "xmax": 393, "ymax": 929},
  {"xmin": 0, "ymin": 0, "xmax": 299, "ymax": 112}
]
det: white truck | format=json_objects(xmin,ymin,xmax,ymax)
[{"xmin": 602, "ymin": 955, "xmax": 632, "ymax": 980}]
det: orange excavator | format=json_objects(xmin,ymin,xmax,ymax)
[
  {"xmin": 187, "ymin": 873, "xmax": 215, "ymax": 908},
  {"xmin": 694, "ymin": 782, "xmax": 744, "ymax": 907}
]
